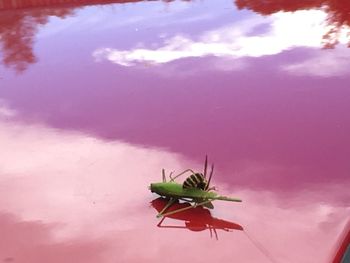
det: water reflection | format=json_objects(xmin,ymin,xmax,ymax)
[
  {"xmin": 0, "ymin": 0, "xmax": 178, "ymax": 72},
  {"xmin": 1, "ymin": 0, "xmax": 350, "ymax": 72},
  {"xmin": 1, "ymin": 1, "xmax": 349, "ymax": 261},
  {"xmin": 0, "ymin": 0, "xmax": 145, "ymax": 10},
  {"xmin": 235, "ymin": 0, "xmax": 350, "ymax": 48},
  {"xmin": 0, "ymin": 7, "xmax": 73, "ymax": 72},
  {"xmin": 0, "ymin": 213, "xmax": 108, "ymax": 263},
  {"xmin": 0, "ymin": 115, "xmax": 348, "ymax": 262},
  {"xmin": 95, "ymin": 9, "xmax": 335, "ymax": 66},
  {"xmin": 151, "ymin": 197, "xmax": 243, "ymax": 240},
  {"xmin": 1, "ymin": 54, "xmax": 349, "ymax": 193}
]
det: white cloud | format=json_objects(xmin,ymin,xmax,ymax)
[
  {"xmin": 93, "ymin": 10, "xmax": 349, "ymax": 67},
  {"xmin": 283, "ymin": 46, "xmax": 350, "ymax": 77},
  {"xmin": 0, "ymin": 99, "xmax": 16, "ymax": 119},
  {"xmin": 0, "ymin": 117, "xmax": 348, "ymax": 262},
  {"xmin": 0, "ymin": 119, "xmax": 184, "ymax": 239}
]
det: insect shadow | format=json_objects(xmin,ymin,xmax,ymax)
[{"xmin": 151, "ymin": 197, "xmax": 243, "ymax": 240}]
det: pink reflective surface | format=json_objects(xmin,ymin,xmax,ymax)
[{"xmin": 0, "ymin": 1, "xmax": 349, "ymax": 262}]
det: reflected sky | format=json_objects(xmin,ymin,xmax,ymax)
[
  {"xmin": 235, "ymin": 0, "xmax": 350, "ymax": 48},
  {"xmin": 0, "ymin": 0, "xmax": 349, "ymax": 262},
  {"xmin": 93, "ymin": 10, "xmax": 349, "ymax": 66},
  {"xmin": 0, "ymin": 6, "xmax": 73, "ymax": 72},
  {"xmin": 0, "ymin": 0, "xmax": 350, "ymax": 72},
  {"xmin": 0, "ymin": 114, "xmax": 348, "ymax": 262}
]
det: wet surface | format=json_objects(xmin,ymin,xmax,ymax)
[{"xmin": 0, "ymin": 1, "xmax": 349, "ymax": 262}]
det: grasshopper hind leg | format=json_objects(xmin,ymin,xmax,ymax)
[{"xmin": 156, "ymin": 198, "xmax": 177, "ymax": 218}]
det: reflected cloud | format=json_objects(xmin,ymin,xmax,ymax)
[
  {"xmin": 0, "ymin": 114, "xmax": 183, "ymax": 238},
  {"xmin": 94, "ymin": 9, "xmax": 350, "ymax": 66},
  {"xmin": 0, "ymin": 0, "xmax": 186, "ymax": 72},
  {"xmin": 0, "ymin": 100, "xmax": 16, "ymax": 118},
  {"xmin": 283, "ymin": 46, "xmax": 350, "ymax": 77},
  {"xmin": 235, "ymin": 0, "xmax": 350, "ymax": 48},
  {"xmin": 2, "ymin": 47, "xmax": 349, "ymax": 191},
  {"xmin": 2, "ymin": 0, "xmax": 350, "ymax": 73},
  {"xmin": 0, "ymin": 115, "xmax": 348, "ymax": 262},
  {"xmin": 0, "ymin": 212, "xmax": 109, "ymax": 263}
]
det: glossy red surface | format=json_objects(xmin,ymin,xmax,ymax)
[{"xmin": 0, "ymin": 1, "xmax": 349, "ymax": 262}]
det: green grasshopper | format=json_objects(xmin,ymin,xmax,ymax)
[{"xmin": 149, "ymin": 156, "xmax": 242, "ymax": 218}]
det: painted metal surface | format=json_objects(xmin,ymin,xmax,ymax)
[{"xmin": 0, "ymin": 1, "xmax": 349, "ymax": 262}]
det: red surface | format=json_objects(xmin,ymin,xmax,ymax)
[
  {"xmin": 0, "ymin": 1, "xmax": 349, "ymax": 262},
  {"xmin": 332, "ymin": 221, "xmax": 350, "ymax": 263}
]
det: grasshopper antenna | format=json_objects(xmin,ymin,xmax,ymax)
[
  {"xmin": 204, "ymin": 155, "xmax": 208, "ymax": 179},
  {"xmin": 206, "ymin": 163, "xmax": 214, "ymax": 190},
  {"xmin": 162, "ymin": 169, "xmax": 166, "ymax": 182}
]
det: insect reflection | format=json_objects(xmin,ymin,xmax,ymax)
[{"xmin": 151, "ymin": 197, "xmax": 243, "ymax": 240}]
